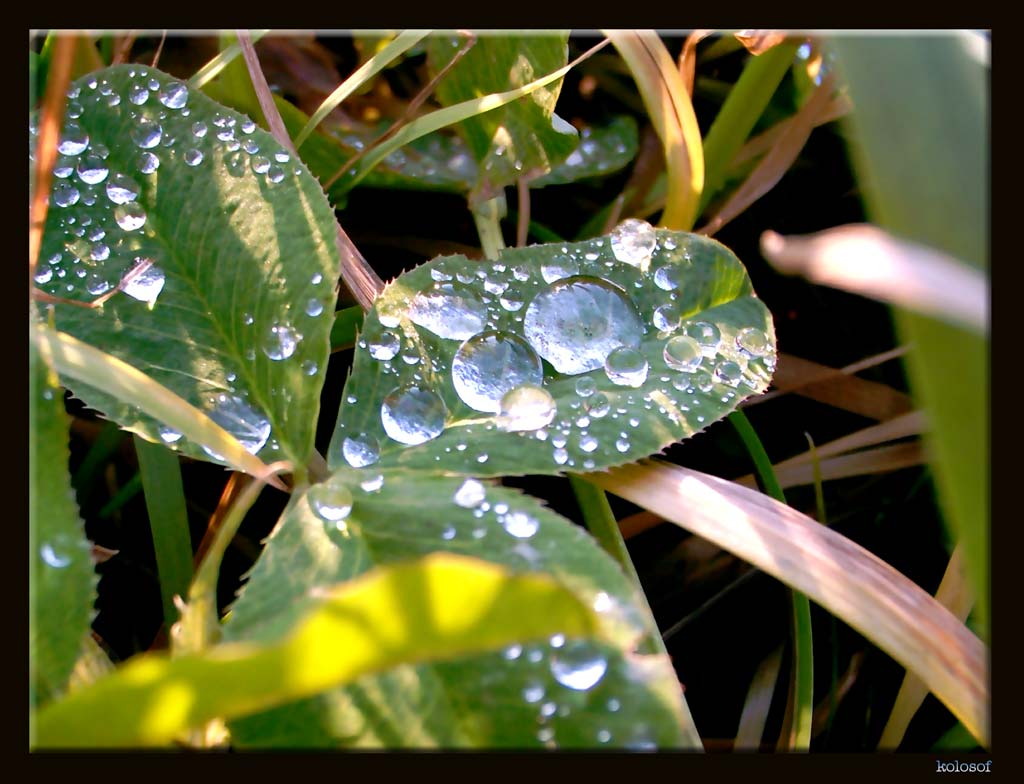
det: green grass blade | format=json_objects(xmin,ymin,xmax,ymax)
[
  {"xmin": 828, "ymin": 33, "xmax": 988, "ymax": 633},
  {"xmin": 71, "ymin": 420, "xmax": 124, "ymax": 510},
  {"xmin": 188, "ymin": 30, "xmax": 270, "ymax": 90},
  {"xmin": 133, "ymin": 436, "xmax": 193, "ymax": 632},
  {"xmin": 729, "ymin": 410, "xmax": 813, "ymax": 751},
  {"xmin": 295, "ymin": 31, "xmax": 431, "ymax": 149},
  {"xmin": 700, "ymin": 41, "xmax": 800, "ymax": 212},
  {"xmin": 98, "ymin": 472, "xmax": 142, "ymax": 518},
  {"xmin": 329, "ymin": 305, "xmax": 365, "ymax": 352},
  {"xmin": 34, "ymin": 554, "xmax": 602, "ymax": 748}
]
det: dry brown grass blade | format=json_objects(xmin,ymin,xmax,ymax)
[
  {"xmin": 235, "ymin": 30, "xmax": 383, "ymax": 311},
  {"xmin": 193, "ymin": 472, "xmax": 251, "ymax": 568},
  {"xmin": 811, "ymin": 650, "xmax": 865, "ymax": 738},
  {"xmin": 30, "ymin": 35, "xmax": 77, "ymax": 284},
  {"xmin": 878, "ymin": 545, "xmax": 975, "ymax": 749},
  {"xmin": 734, "ymin": 441, "xmax": 926, "ymax": 491},
  {"xmin": 747, "ymin": 351, "xmax": 914, "ymax": 421},
  {"xmin": 734, "ymin": 30, "xmax": 790, "ymax": 56},
  {"xmin": 593, "ymin": 460, "xmax": 989, "ymax": 746},
  {"xmin": 734, "ymin": 644, "xmax": 784, "ymax": 750},
  {"xmin": 761, "ymin": 224, "xmax": 989, "ymax": 334},
  {"xmin": 111, "ymin": 32, "xmax": 138, "ymax": 66},
  {"xmin": 730, "ymin": 94, "xmax": 852, "ymax": 169},
  {"xmin": 678, "ymin": 30, "xmax": 713, "ymax": 97},
  {"xmin": 698, "ymin": 73, "xmax": 837, "ymax": 236}
]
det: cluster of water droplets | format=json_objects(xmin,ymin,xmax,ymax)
[{"xmin": 335, "ymin": 218, "xmax": 774, "ymax": 471}]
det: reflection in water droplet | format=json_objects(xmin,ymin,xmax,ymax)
[
  {"xmin": 368, "ymin": 332, "xmax": 400, "ymax": 361},
  {"xmin": 131, "ymin": 119, "xmax": 163, "ymax": 149},
  {"xmin": 501, "ymin": 510, "xmax": 539, "ymax": 538},
  {"xmin": 251, "ymin": 155, "xmax": 271, "ymax": 174},
  {"xmin": 263, "ymin": 323, "xmax": 301, "ymax": 360},
  {"xmin": 523, "ymin": 683, "xmax": 545, "ymax": 704},
  {"xmin": 34, "ymin": 267, "xmax": 53, "ymax": 285},
  {"xmin": 305, "ymin": 298, "xmax": 324, "ymax": 317},
  {"xmin": 192, "ymin": 121, "xmax": 208, "ymax": 138},
  {"xmin": 129, "ymin": 84, "xmax": 150, "ymax": 105},
  {"xmin": 714, "ymin": 360, "xmax": 743, "ymax": 387},
  {"xmin": 40, "ymin": 543, "xmax": 72, "ymax": 568},
  {"xmin": 114, "ymin": 203, "xmax": 147, "ymax": 231},
  {"xmin": 553, "ymin": 447, "xmax": 569, "ymax": 465},
  {"xmin": 53, "ymin": 182, "xmax": 80, "ymax": 207},
  {"xmin": 137, "ymin": 151, "xmax": 159, "ymax": 174},
  {"xmin": 342, "ymin": 433, "xmax": 380, "ymax": 468},
  {"xmin": 310, "ymin": 484, "xmax": 354, "ymax": 523},
  {"xmin": 585, "ymin": 392, "xmax": 610, "ymax": 418},
  {"xmin": 86, "ymin": 274, "xmax": 112, "ymax": 295},
  {"xmin": 76, "ymin": 154, "xmax": 109, "ymax": 184},
  {"xmin": 604, "ymin": 346, "xmax": 648, "ymax": 387},
  {"xmin": 381, "ymin": 384, "xmax": 447, "ymax": 445},
  {"xmin": 684, "ymin": 321, "xmax": 721, "ymax": 349},
  {"xmin": 302, "ymin": 360, "xmax": 318, "ymax": 377},
  {"xmin": 57, "ymin": 124, "xmax": 89, "ymax": 156},
  {"xmin": 498, "ymin": 385, "xmax": 556, "ymax": 432},
  {"xmin": 184, "ymin": 148, "xmax": 203, "ymax": 166},
  {"xmin": 454, "ymin": 478, "xmax": 486, "ymax": 508},
  {"xmin": 551, "ymin": 642, "xmax": 608, "ymax": 691},
  {"xmin": 207, "ymin": 394, "xmax": 271, "ymax": 454},
  {"xmin": 524, "ymin": 276, "xmax": 644, "ymax": 375},
  {"xmin": 452, "ymin": 331, "xmax": 543, "ymax": 413},
  {"xmin": 663, "ymin": 335, "xmax": 703, "ymax": 372},
  {"xmin": 579, "ymin": 434, "xmax": 598, "ymax": 453},
  {"xmin": 408, "ymin": 282, "xmax": 487, "ymax": 340},
  {"xmin": 158, "ymin": 424, "xmax": 183, "ymax": 443},
  {"xmin": 575, "ymin": 377, "xmax": 597, "ymax": 398},
  {"xmin": 736, "ymin": 327, "xmax": 770, "ymax": 358},
  {"xmin": 610, "ymin": 218, "xmax": 657, "ymax": 269},
  {"xmin": 122, "ymin": 263, "xmax": 165, "ymax": 305},
  {"xmin": 360, "ymin": 473, "xmax": 385, "ymax": 493},
  {"xmin": 653, "ymin": 263, "xmax": 684, "ymax": 291},
  {"xmin": 158, "ymin": 82, "xmax": 188, "ymax": 109},
  {"xmin": 652, "ymin": 303, "xmax": 682, "ymax": 333},
  {"xmin": 106, "ymin": 173, "xmax": 140, "ymax": 204}
]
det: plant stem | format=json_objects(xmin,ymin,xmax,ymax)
[
  {"xmin": 472, "ymin": 196, "xmax": 507, "ymax": 260},
  {"xmin": 729, "ymin": 409, "xmax": 814, "ymax": 751}
]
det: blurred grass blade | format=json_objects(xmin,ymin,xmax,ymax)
[
  {"xmin": 329, "ymin": 305, "xmax": 364, "ymax": 352},
  {"xmin": 699, "ymin": 40, "xmax": 800, "ymax": 211},
  {"xmin": 729, "ymin": 411, "xmax": 812, "ymax": 752},
  {"xmin": 295, "ymin": 31, "xmax": 430, "ymax": 149},
  {"xmin": 730, "ymin": 93, "xmax": 851, "ymax": 170},
  {"xmin": 34, "ymin": 554, "xmax": 602, "ymax": 748},
  {"xmin": 188, "ymin": 30, "xmax": 270, "ymax": 90},
  {"xmin": 678, "ymin": 30, "xmax": 713, "ymax": 96},
  {"xmin": 134, "ymin": 436, "xmax": 193, "ymax": 633},
  {"xmin": 71, "ymin": 420, "xmax": 123, "ymax": 509},
  {"xmin": 879, "ymin": 545, "xmax": 974, "ymax": 749},
  {"xmin": 345, "ymin": 39, "xmax": 609, "ymax": 191},
  {"xmin": 98, "ymin": 472, "xmax": 142, "ymax": 519},
  {"xmin": 699, "ymin": 74, "xmax": 837, "ymax": 236},
  {"xmin": 236, "ymin": 30, "xmax": 297, "ymax": 155},
  {"xmin": 761, "ymin": 224, "xmax": 988, "ymax": 334},
  {"xmin": 735, "ymin": 645, "xmax": 784, "ymax": 750},
  {"xmin": 604, "ymin": 30, "xmax": 704, "ymax": 230},
  {"xmin": 593, "ymin": 459, "xmax": 989, "ymax": 746},
  {"xmin": 828, "ymin": 34, "xmax": 988, "ymax": 631},
  {"xmin": 734, "ymin": 31, "xmax": 790, "ymax": 56},
  {"xmin": 34, "ymin": 325, "xmax": 285, "ymax": 491}
]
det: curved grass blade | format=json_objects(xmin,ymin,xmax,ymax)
[
  {"xmin": 33, "ymin": 554, "xmax": 600, "ymax": 748},
  {"xmin": 593, "ymin": 459, "xmax": 989, "ymax": 747},
  {"xmin": 328, "ymin": 226, "xmax": 775, "ymax": 477},
  {"xmin": 35, "ymin": 65, "xmax": 340, "ymax": 471},
  {"xmin": 188, "ymin": 30, "xmax": 270, "ymax": 90}
]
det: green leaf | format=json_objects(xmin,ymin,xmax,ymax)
[
  {"xmin": 531, "ymin": 116, "xmax": 639, "ymax": 188},
  {"xmin": 33, "ymin": 554, "xmax": 600, "ymax": 748},
  {"xmin": 34, "ymin": 65, "xmax": 340, "ymax": 470},
  {"xmin": 223, "ymin": 469, "xmax": 694, "ymax": 748},
  {"xmin": 328, "ymin": 225, "xmax": 775, "ymax": 477},
  {"xmin": 427, "ymin": 33, "xmax": 578, "ymax": 203},
  {"xmin": 30, "ymin": 331, "xmax": 96, "ymax": 709}
]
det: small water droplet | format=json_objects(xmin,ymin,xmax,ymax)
[
  {"xmin": 86, "ymin": 273, "xmax": 112, "ymax": 295},
  {"xmin": 40, "ymin": 543, "xmax": 72, "ymax": 568},
  {"xmin": 610, "ymin": 218, "xmax": 657, "ymax": 270},
  {"xmin": 597, "ymin": 729, "xmax": 612, "ymax": 744},
  {"xmin": 381, "ymin": 384, "xmax": 447, "ymax": 446},
  {"xmin": 604, "ymin": 346, "xmax": 648, "ymax": 387},
  {"xmin": 57, "ymin": 124, "xmax": 89, "ymax": 155},
  {"xmin": 106, "ymin": 173, "xmax": 141, "ymax": 204},
  {"xmin": 192, "ymin": 121, "xmax": 208, "ymax": 138},
  {"xmin": 498, "ymin": 385, "xmax": 556, "ymax": 432},
  {"xmin": 524, "ymin": 276, "xmax": 644, "ymax": 375},
  {"xmin": 241, "ymin": 119, "xmax": 257, "ymax": 134},
  {"xmin": 553, "ymin": 447, "xmax": 569, "ymax": 465},
  {"xmin": 736, "ymin": 327, "xmax": 771, "ymax": 358},
  {"xmin": 267, "ymin": 166, "xmax": 285, "ymax": 183},
  {"xmin": 579, "ymin": 434, "xmax": 598, "ymax": 453},
  {"xmin": 441, "ymin": 526, "xmax": 457, "ymax": 540},
  {"xmin": 523, "ymin": 683, "xmax": 545, "ymax": 704},
  {"xmin": 310, "ymin": 484, "xmax": 354, "ymax": 523},
  {"xmin": 714, "ymin": 360, "xmax": 743, "ymax": 387},
  {"xmin": 251, "ymin": 155, "xmax": 271, "ymax": 174},
  {"xmin": 52, "ymin": 182, "xmax": 80, "ymax": 207},
  {"xmin": 663, "ymin": 335, "xmax": 703, "ymax": 372},
  {"xmin": 368, "ymin": 332, "xmax": 401, "ymax": 361},
  {"xmin": 131, "ymin": 118, "xmax": 163, "ymax": 149},
  {"xmin": 503, "ymin": 643, "xmax": 523, "ymax": 661},
  {"xmin": 652, "ymin": 303, "xmax": 682, "ymax": 333},
  {"xmin": 615, "ymin": 436, "xmax": 630, "ymax": 452},
  {"xmin": 263, "ymin": 323, "xmax": 301, "ymax": 360},
  {"xmin": 501, "ymin": 510, "xmax": 539, "ymax": 538},
  {"xmin": 360, "ymin": 473, "xmax": 385, "ymax": 493},
  {"xmin": 137, "ymin": 151, "xmax": 159, "ymax": 173},
  {"xmin": 452, "ymin": 331, "xmax": 543, "ymax": 413},
  {"xmin": 75, "ymin": 154, "xmax": 109, "ymax": 184},
  {"xmin": 340, "ymin": 433, "xmax": 380, "ymax": 468},
  {"xmin": 184, "ymin": 148, "xmax": 204, "ymax": 166},
  {"xmin": 541, "ymin": 255, "xmax": 580, "ymax": 284},
  {"xmin": 33, "ymin": 267, "xmax": 53, "ymax": 285},
  {"xmin": 551, "ymin": 641, "xmax": 608, "ymax": 691},
  {"xmin": 128, "ymin": 83, "xmax": 150, "ymax": 105},
  {"xmin": 653, "ymin": 263, "xmax": 685, "ymax": 291},
  {"xmin": 684, "ymin": 321, "xmax": 721, "ymax": 350},
  {"xmin": 585, "ymin": 392, "xmax": 610, "ymax": 418},
  {"xmin": 156, "ymin": 424, "xmax": 183, "ymax": 444},
  {"xmin": 574, "ymin": 377, "xmax": 597, "ymax": 398},
  {"xmin": 302, "ymin": 360, "xmax": 319, "ymax": 376},
  {"xmin": 158, "ymin": 82, "xmax": 188, "ymax": 109},
  {"xmin": 691, "ymin": 369, "xmax": 714, "ymax": 392},
  {"xmin": 206, "ymin": 394, "xmax": 271, "ymax": 454},
  {"xmin": 114, "ymin": 203, "xmax": 147, "ymax": 231},
  {"xmin": 454, "ymin": 478, "xmax": 486, "ymax": 508}
]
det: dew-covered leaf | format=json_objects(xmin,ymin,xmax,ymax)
[
  {"xmin": 426, "ymin": 33, "xmax": 578, "ymax": 203},
  {"xmin": 328, "ymin": 224, "xmax": 775, "ymax": 477},
  {"xmin": 33, "ymin": 65, "xmax": 339, "ymax": 469},
  {"xmin": 34, "ymin": 554, "xmax": 600, "ymax": 748},
  {"xmin": 30, "ymin": 331, "xmax": 96, "ymax": 709},
  {"xmin": 223, "ymin": 469, "xmax": 692, "ymax": 748},
  {"xmin": 532, "ymin": 117, "xmax": 639, "ymax": 188}
]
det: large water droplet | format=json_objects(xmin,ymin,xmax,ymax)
[
  {"xmin": 263, "ymin": 323, "xmax": 300, "ymax": 360},
  {"xmin": 76, "ymin": 154, "xmax": 109, "ymax": 184},
  {"xmin": 310, "ymin": 484, "xmax": 353, "ymax": 523},
  {"xmin": 53, "ymin": 182, "xmax": 80, "ymax": 208},
  {"xmin": 368, "ymin": 331, "xmax": 400, "ymax": 361},
  {"xmin": 663, "ymin": 335, "xmax": 703, "ymax": 372},
  {"xmin": 652, "ymin": 303, "xmax": 682, "ymax": 333},
  {"xmin": 452, "ymin": 331, "xmax": 543, "ymax": 413},
  {"xmin": 381, "ymin": 384, "xmax": 447, "ymax": 445},
  {"xmin": 550, "ymin": 642, "xmax": 608, "ymax": 691},
  {"xmin": 342, "ymin": 433, "xmax": 380, "ymax": 468},
  {"xmin": 736, "ymin": 327, "xmax": 770, "ymax": 358},
  {"xmin": 454, "ymin": 478, "xmax": 486, "ymax": 508},
  {"xmin": 158, "ymin": 82, "xmax": 188, "ymax": 109},
  {"xmin": 498, "ymin": 385, "xmax": 556, "ymax": 432},
  {"xmin": 684, "ymin": 321, "xmax": 721, "ymax": 350},
  {"xmin": 131, "ymin": 118, "xmax": 163, "ymax": 149},
  {"xmin": 122, "ymin": 263, "xmax": 165, "ymax": 305},
  {"xmin": 604, "ymin": 346, "xmax": 648, "ymax": 387},
  {"xmin": 114, "ymin": 203, "xmax": 147, "ymax": 231},
  {"xmin": 541, "ymin": 255, "xmax": 580, "ymax": 284},
  {"xmin": 408, "ymin": 282, "xmax": 487, "ymax": 340},
  {"xmin": 501, "ymin": 510, "xmax": 539, "ymax": 538},
  {"xmin": 106, "ymin": 173, "xmax": 140, "ymax": 204},
  {"xmin": 207, "ymin": 394, "xmax": 271, "ymax": 454},
  {"xmin": 653, "ymin": 263, "xmax": 684, "ymax": 291},
  {"xmin": 610, "ymin": 218, "xmax": 656, "ymax": 270},
  {"xmin": 524, "ymin": 276, "xmax": 643, "ymax": 375},
  {"xmin": 57, "ymin": 124, "xmax": 89, "ymax": 156}
]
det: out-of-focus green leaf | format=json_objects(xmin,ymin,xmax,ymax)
[
  {"xmin": 33, "ymin": 554, "xmax": 601, "ymax": 748},
  {"xmin": 35, "ymin": 65, "xmax": 340, "ymax": 471},
  {"xmin": 328, "ymin": 226, "xmax": 774, "ymax": 477}
]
